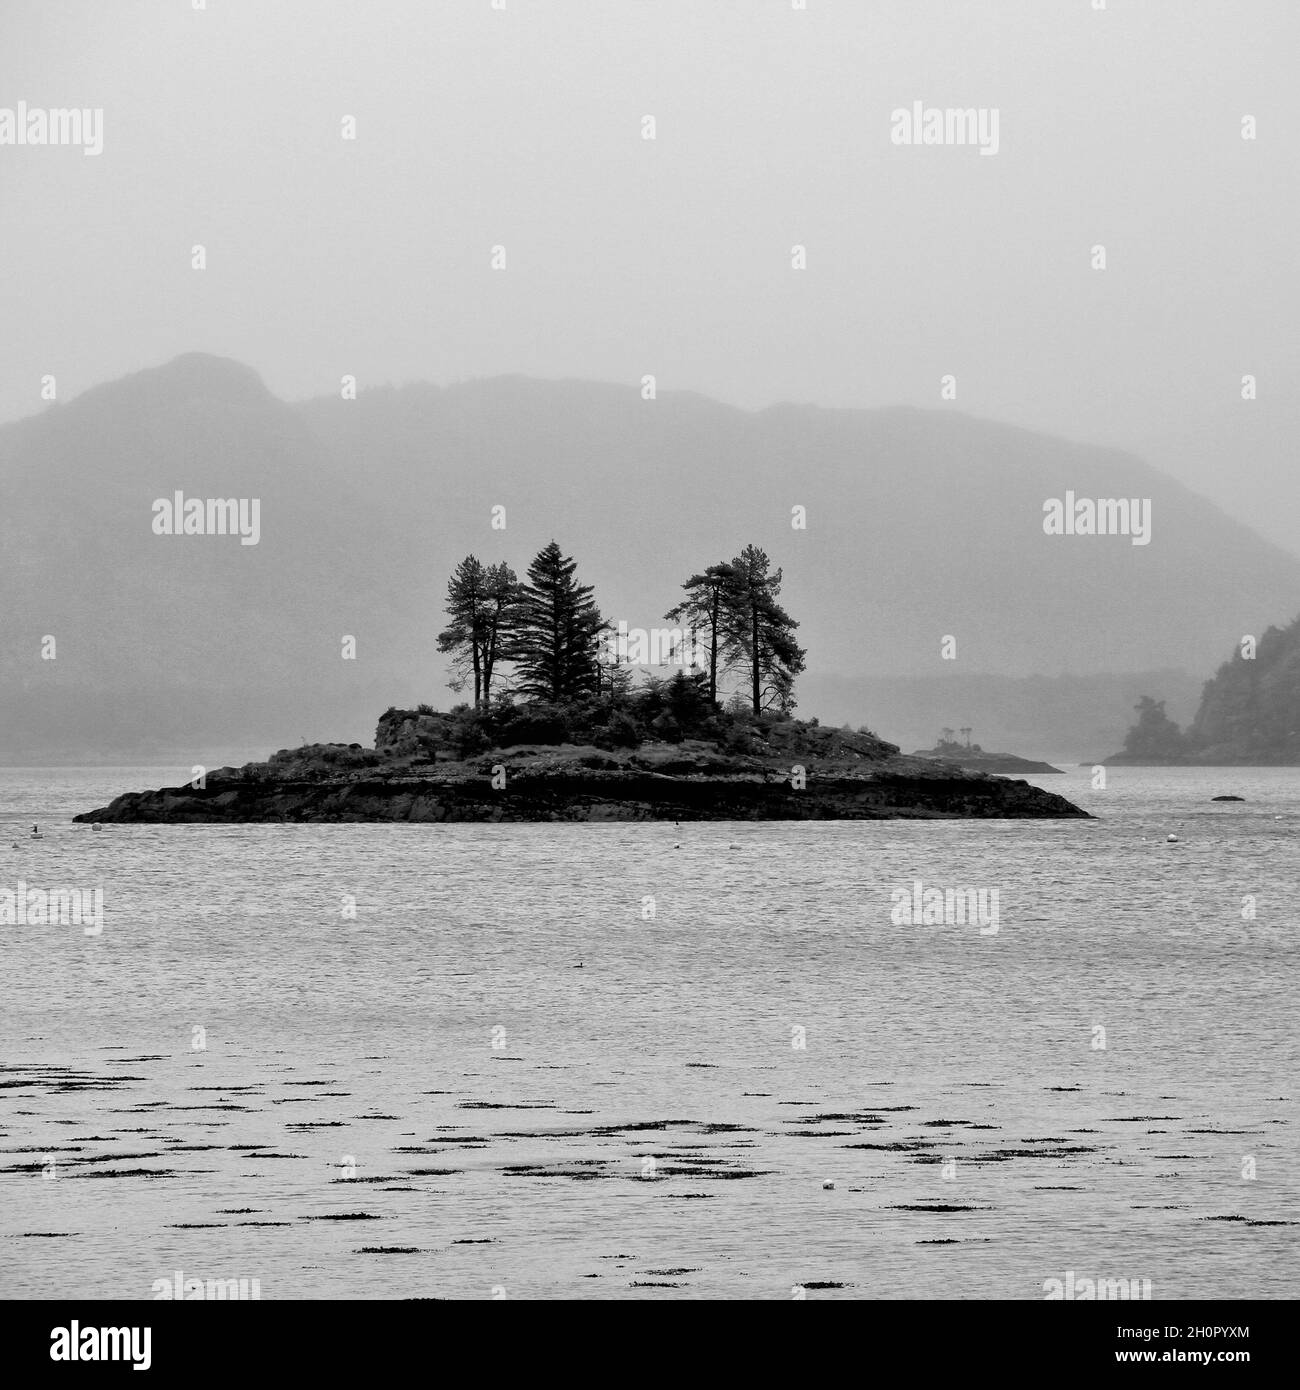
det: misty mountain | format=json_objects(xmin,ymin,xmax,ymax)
[{"xmin": 3, "ymin": 353, "xmax": 1298, "ymax": 762}]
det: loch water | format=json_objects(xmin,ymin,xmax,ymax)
[{"xmin": 0, "ymin": 765, "xmax": 1295, "ymax": 1299}]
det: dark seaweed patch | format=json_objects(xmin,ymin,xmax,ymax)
[
  {"xmin": 72, "ymin": 1167, "xmax": 180, "ymax": 1179},
  {"xmin": 842, "ymin": 1140, "xmax": 938, "ymax": 1152},
  {"xmin": 979, "ymin": 1146, "xmax": 1097, "ymax": 1160},
  {"xmin": 890, "ymin": 1203, "xmax": 986, "ymax": 1213},
  {"xmin": 457, "ymin": 1102, "xmax": 557, "ymax": 1110}
]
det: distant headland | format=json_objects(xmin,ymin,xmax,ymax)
[{"xmin": 1104, "ymin": 613, "xmax": 1300, "ymax": 765}]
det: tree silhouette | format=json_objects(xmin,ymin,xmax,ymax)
[
  {"xmin": 437, "ymin": 556, "xmax": 520, "ymax": 707},
  {"xmin": 718, "ymin": 544, "xmax": 806, "ymax": 715},
  {"xmin": 665, "ymin": 561, "xmax": 739, "ymax": 708},
  {"xmin": 510, "ymin": 542, "xmax": 606, "ymax": 702}
]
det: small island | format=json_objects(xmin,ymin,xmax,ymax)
[
  {"xmin": 77, "ymin": 542, "xmax": 1087, "ymax": 823},
  {"xmin": 911, "ymin": 729, "xmax": 1064, "ymax": 776}
]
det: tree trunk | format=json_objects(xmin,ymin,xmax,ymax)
[
  {"xmin": 751, "ymin": 601, "xmax": 761, "ymax": 714},
  {"xmin": 709, "ymin": 587, "xmax": 719, "ymax": 707}
]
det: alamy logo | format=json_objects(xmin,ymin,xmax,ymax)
[
  {"xmin": 1044, "ymin": 1271, "xmax": 1152, "ymax": 1300},
  {"xmin": 0, "ymin": 881, "xmax": 103, "ymax": 935},
  {"xmin": 891, "ymin": 102, "xmax": 999, "ymax": 156},
  {"xmin": 605, "ymin": 620, "xmax": 705, "ymax": 668},
  {"xmin": 0, "ymin": 102, "xmax": 103, "ymax": 155},
  {"xmin": 152, "ymin": 492, "xmax": 261, "ymax": 546},
  {"xmin": 890, "ymin": 879, "xmax": 999, "ymax": 934},
  {"xmin": 49, "ymin": 1323, "xmax": 150, "ymax": 1370},
  {"xmin": 152, "ymin": 1270, "xmax": 261, "ymax": 1300},
  {"xmin": 1042, "ymin": 492, "xmax": 1151, "ymax": 546}
]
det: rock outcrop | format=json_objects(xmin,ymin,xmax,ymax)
[
  {"xmin": 76, "ymin": 716, "xmax": 1089, "ymax": 823},
  {"xmin": 911, "ymin": 742, "xmax": 1063, "ymax": 774}
]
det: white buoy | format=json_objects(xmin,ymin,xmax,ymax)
[
  {"xmin": 822, "ymin": 1179, "xmax": 835, "ymax": 1190},
  {"xmin": 1166, "ymin": 834, "xmax": 1179, "ymax": 842}
]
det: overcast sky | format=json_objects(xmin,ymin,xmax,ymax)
[{"xmin": 3, "ymin": 0, "xmax": 1297, "ymax": 550}]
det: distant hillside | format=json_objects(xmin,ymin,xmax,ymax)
[
  {"xmin": 3, "ymin": 353, "xmax": 1298, "ymax": 761},
  {"xmin": 1108, "ymin": 617, "xmax": 1300, "ymax": 764},
  {"xmin": 806, "ymin": 670, "xmax": 1203, "ymax": 764}
]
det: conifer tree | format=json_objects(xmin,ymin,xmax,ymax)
[
  {"xmin": 436, "ymin": 556, "xmax": 520, "ymax": 707},
  {"xmin": 511, "ymin": 541, "xmax": 606, "ymax": 701},
  {"xmin": 718, "ymin": 544, "xmax": 806, "ymax": 714},
  {"xmin": 665, "ymin": 561, "xmax": 739, "ymax": 708}
]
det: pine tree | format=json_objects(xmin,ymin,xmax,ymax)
[
  {"xmin": 436, "ymin": 556, "xmax": 520, "ymax": 708},
  {"xmin": 665, "ymin": 561, "xmax": 739, "ymax": 708},
  {"xmin": 478, "ymin": 561, "xmax": 520, "ymax": 704},
  {"xmin": 511, "ymin": 542, "xmax": 606, "ymax": 702},
  {"xmin": 719, "ymin": 545, "xmax": 806, "ymax": 715}
]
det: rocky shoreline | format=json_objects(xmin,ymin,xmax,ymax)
[
  {"xmin": 911, "ymin": 746, "xmax": 1064, "ymax": 775},
  {"xmin": 75, "ymin": 724, "xmax": 1089, "ymax": 824}
]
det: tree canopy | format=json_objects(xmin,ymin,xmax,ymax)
[{"xmin": 437, "ymin": 540, "xmax": 806, "ymax": 717}]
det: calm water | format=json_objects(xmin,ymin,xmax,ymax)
[{"xmin": 1, "ymin": 765, "xmax": 1296, "ymax": 1300}]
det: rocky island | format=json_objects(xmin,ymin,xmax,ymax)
[
  {"xmin": 911, "ymin": 734, "xmax": 1063, "ymax": 776},
  {"xmin": 76, "ymin": 706, "xmax": 1087, "ymax": 824},
  {"xmin": 76, "ymin": 541, "xmax": 1088, "ymax": 823}
]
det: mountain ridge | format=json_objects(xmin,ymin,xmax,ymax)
[{"xmin": 3, "ymin": 353, "xmax": 1297, "ymax": 761}]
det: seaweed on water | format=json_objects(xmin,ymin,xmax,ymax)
[
  {"xmin": 890, "ymin": 1203, "xmax": 986, "ymax": 1213},
  {"xmin": 72, "ymin": 1168, "xmax": 182, "ymax": 1179}
]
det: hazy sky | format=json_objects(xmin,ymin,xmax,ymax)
[{"xmin": 3, "ymin": 0, "xmax": 1297, "ymax": 550}]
